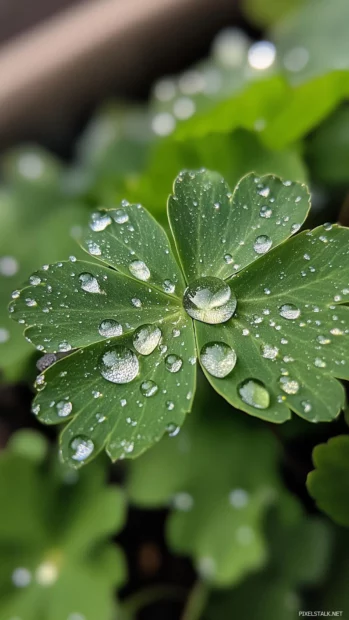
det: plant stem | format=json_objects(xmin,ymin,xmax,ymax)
[{"xmin": 181, "ymin": 579, "xmax": 209, "ymax": 620}]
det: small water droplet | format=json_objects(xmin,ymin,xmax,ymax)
[
  {"xmin": 129, "ymin": 260, "xmax": 150, "ymax": 281},
  {"xmin": 112, "ymin": 208, "xmax": 129, "ymax": 224},
  {"xmin": 200, "ymin": 342, "xmax": 236, "ymax": 378},
  {"xmin": 133, "ymin": 325, "xmax": 161, "ymax": 355},
  {"xmin": 58, "ymin": 341, "xmax": 71, "ymax": 352},
  {"xmin": 314, "ymin": 358, "xmax": 326, "ymax": 368},
  {"xmin": 98, "ymin": 319, "xmax": 123, "ymax": 338},
  {"xmin": 253, "ymin": 235, "xmax": 272, "ymax": 255},
  {"xmin": 29, "ymin": 275, "xmax": 41, "ymax": 286},
  {"xmin": 259, "ymin": 205, "xmax": 272, "ymax": 218},
  {"xmin": 131, "ymin": 297, "xmax": 142, "ymax": 308},
  {"xmin": 229, "ymin": 488, "xmax": 249, "ymax": 508},
  {"xmin": 100, "ymin": 347, "xmax": 139, "ymax": 383},
  {"xmin": 238, "ymin": 379, "xmax": 270, "ymax": 409},
  {"xmin": 301, "ymin": 400, "xmax": 312, "ymax": 413},
  {"xmin": 165, "ymin": 354, "xmax": 183, "ymax": 373},
  {"xmin": 79, "ymin": 272, "xmax": 103, "ymax": 294},
  {"xmin": 317, "ymin": 335, "xmax": 330, "ymax": 345},
  {"xmin": 89, "ymin": 212, "xmax": 112, "ymax": 231},
  {"xmin": 140, "ymin": 380, "xmax": 159, "ymax": 397},
  {"xmin": 279, "ymin": 303, "xmax": 301, "ymax": 320},
  {"xmin": 173, "ymin": 492, "xmax": 194, "ymax": 511},
  {"xmin": 87, "ymin": 240, "xmax": 101, "ymax": 256},
  {"xmin": 69, "ymin": 436, "xmax": 94, "ymax": 462},
  {"xmin": 261, "ymin": 344, "xmax": 279, "ymax": 360},
  {"xmin": 167, "ymin": 422, "xmax": 180, "ymax": 435},
  {"xmin": 183, "ymin": 276, "xmax": 237, "ymax": 324},
  {"xmin": 162, "ymin": 279, "xmax": 176, "ymax": 294},
  {"xmin": 224, "ymin": 253, "xmax": 234, "ymax": 264},
  {"xmin": 25, "ymin": 298, "xmax": 37, "ymax": 307},
  {"xmin": 279, "ymin": 376, "xmax": 300, "ymax": 394},
  {"xmin": 56, "ymin": 401, "xmax": 72, "ymax": 417}
]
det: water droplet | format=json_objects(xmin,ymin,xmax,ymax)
[
  {"xmin": 58, "ymin": 341, "xmax": 71, "ymax": 352},
  {"xmin": 140, "ymin": 380, "xmax": 158, "ymax": 397},
  {"xmin": 238, "ymin": 379, "xmax": 270, "ymax": 409},
  {"xmin": 35, "ymin": 560, "xmax": 59, "ymax": 586},
  {"xmin": 89, "ymin": 212, "xmax": 112, "ymax": 231},
  {"xmin": 112, "ymin": 208, "xmax": 129, "ymax": 224},
  {"xmin": 279, "ymin": 376, "xmax": 300, "ymax": 394},
  {"xmin": 200, "ymin": 342, "xmax": 236, "ymax": 378},
  {"xmin": 183, "ymin": 276, "xmax": 237, "ymax": 324},
  {"xmin": 167, "ymin": 422, "xmax": 180, "ymax": 435},
  {"xmin": 25, "ymin": 298, "xmax": 37, "ymax": 307},
  {"xmin": 253, "ymin": 235, "xmax": 272, "ymax": 255},
  {"xmin": 129, "ymin": 260, "xmax": 150, "ymax": 281},
  {"xmin": 0, "ymin": 255, "xmax": 19, "ymax": 276},
  {"xmin": 12, "ymin": 567, "xmax": 32, "ymax": 587},
  {"xmin": 98, "ymin": 319, "xmax": 123, "ymax": 338},
  {"xmin": 330, "ymin": 327, "xmax": 343, "ymax": 336},
  {"xmin": 314, "ymin": 358, "xmax": 326, "ymax": 368},
  {"xmin": 100, "ymin": 347, "xmax": 139, "ymax": 383},
  {"xmin": 229, "ymin": 488, "xmax": 249, "ymax": 508},
  {"xmin": 29, "ymin": 275, "xmax": 41, "ymax": 286},
  {"xmin": 301, "ymin": 400, "xmax": 312, "ymax": 413},
  {"xmin": 79, "ymin": 272, "xmax": 102, "ymax": 294},
  {"xmin": 56, "ymin": 401, "xmax": 72, "ymax": 417},
  {"xmin": 162, "ymin": 279, "xmax": 175, "ymax": 294},
  {"xmin": 87, "ymin": 240, "xmax": 101, "ymax": 256},
  {"xmin": 279, "ymin": 303, "xmax": 301, "ymax": 320},
  {"xmin": 69, "ymin": 436, "xmax": 94, "ymax": 462},
  {"xmin": 224, "ymin": 253, "xmax": 234, "ymax": 264},
  {"xmin": 173, "ymin": 492, "xmax": 194, "ymax": 511},
  {"xmin": 261, "ymin": 344, "xmax": 279, "ymax": 360},
  {"xmin": 165, "ymin": 354, "xmax": 183, "ymax": 373},
  {"xmin": 133, "ymin": 324, "xmax": 161, "ymax": 355},
  {"xmin": 131, "ymin": 297, "xmax": 142, "ymax": 308},
  {"xmin": 259, "ymin": 205, "xmax": 272, "ymax": 218},
  {"xmin": 317, "ymin": 335, "xmax": 330, "ymax": 345},
  {"xmin": 0, "ymin": 327, "xmax": 10, "ymax": 343},
  {"xmin": 166, "ymin": 401, "xmax": 175, "ymax": 411}
]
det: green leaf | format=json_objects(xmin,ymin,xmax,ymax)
[
  {"xmin": 242, "ymin": 0, "xmax": 303, "ymax": 28},
  {"xmin": 0, "ymin": 146, "xmax": 88, "ymax": 381},
  {"xmin": 272, "ymin": 0, "xmax": 349, "ymax": 84},
  {"xmin": 128, "ymin": 395, "xmax": 284, "ymax": 587},
  {"xmin": 206, "ymin": 508, "xmax": 331, "ymax": 619},
  {"xmin": 10, "ymin": 206, "xmax": 196, "ymax": 467},
  {"xmin": 168, "ymin": 169, "xmax": 310, "ymax": 281},
  {"xmin": 175, "ymin": 72, "xmax": 349, "ymax": 150},
  {"xmin": 306, "ymin": 106, "xmax": 349, "ymax": 187},
  {"xmin": 307, "ymin": 435, "xmax": 349, "ymax": 527},
  {"xmin": 196, "ymin": 223, "xmax": 349, "ymax": 423},
  {"xmin": 10, "ymin": 169, "xmax": 349, "ymax": 465},
  {"xmin": 0, "ymin": 437, "xmax": 126, "ymax": 620}
]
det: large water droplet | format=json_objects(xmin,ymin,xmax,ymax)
[
  {"xmin": 69, "ymin": 436, "xmax": 94, "ymax": 462},
  {"xmin": 79, "ymin": 272, "xmax": 102, "ymax": 294},
  {"xmin": 140, "ymin": 380, "xmax": 158, "ymax": 397},
  {"xmin": 279, "ymin": 303, "xmax": 301, "ymax": 320},
  {"xmin": 129, "ymin": 260, "xmax": 150, "ymax": 281},
  {"xmin": 100, "ymin": 347, "xmax": 139, "ymax": 383},
  {"xmin": 279, "ymin": 376, "xmax": 300, "ymax": 394},
  {"xmin": 89, "ymin": 212, "xmax": 112, "ymax": 231},
  {"xmin": 238, "ymin": 379, "xmax": 270, "ymax": 409},
  {"xmin": 133, "ymin": 325, "xmax": 162, "ymax": 355},
  {"xmin": 165, "ymin": 354, "xmax": 183, "ymax": 373},
  {"xmin": 253, "ymin": 235, "xmax": 272, "ymax": 254},
  {"xmin": 183, "ymin": 277, "xmax": 237, "ymax": 324},
  {"xmin": 200, "ymin": 342, "xmax": 237, "ymax": 378},
  {"xmin": 56, "ymin": 401, "xmax": 72, "ymax": 417},
  {"xmin": 98, "ymin": 319, "xmax": 123, "ymax": 338}
]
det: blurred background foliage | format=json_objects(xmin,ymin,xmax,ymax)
[{"xmin": 0, "ymin": 0, "xmax": 349, "ymax": 617}]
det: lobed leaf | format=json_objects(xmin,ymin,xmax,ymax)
[
  {"xmin": 307, "ymin": 435, "xmax": 349, "ymax": 527},
  {"xmin": 168, "ymin": 169, "xmax": 310, "ymax": 282}
]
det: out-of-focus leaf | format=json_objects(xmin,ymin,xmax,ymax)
[
  {"xmin": 307, "ymin": 435, "xmax": 349, "ymax": 527},
  {"xmin": 306, "ymin": 106, "xmax": 349, "ymax": 186},
  {"xmin": 128, "ymin": 393, "xmax": 284, "ymax": 587},
  {"xmin": 206, "ymin": 508, "xmax": 331, "ymax": 619},
  {"xmin": 0, "ymin": 432, "xmax": 126, "ymax": 620},
  {"xmin": 0, "ymin": 147, "xmax": 88, "ymax": 381},
  {"xmin": 242, "ymin": 0, "xmax": 304, "ymax": 28},
  {"xmin": 272, "ymin": 0, "xmax": 349, "ymax": 83},
  {"xmin": 175, "ymin": 73, "xmax": 349, "ymax": 150}
]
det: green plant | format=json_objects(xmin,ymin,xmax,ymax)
[{"xmin": 9, "ymin": 169, "xmax": 349, "ymax": 468}]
